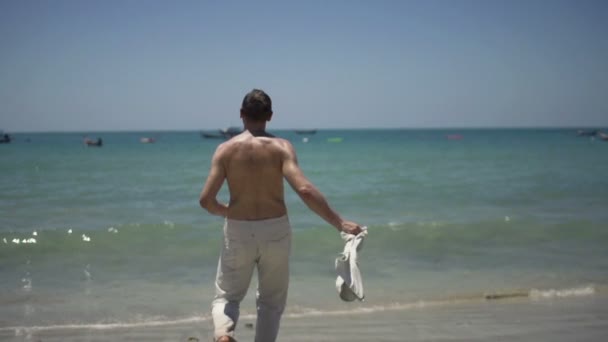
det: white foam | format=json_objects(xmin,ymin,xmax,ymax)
[
  {"xmin": 84, "ymin": 264, "xmax": 92, "ymax": 281},
  {"xmin": 387, "ymin": 221, "xmax": 403, "ymax": 231},
  {"xmin": 1, "ymin": 303, "xmax": 459, "ymax": 334},
  {"xmin": 1, "ymin": 316, "xmax": 210, "ymax": 333},
  {"xmin": 415, "ymin": 221, "xmax": 445, "ymax": 227},
  {"xmin": 21, "ymin": 277, "xmax": 32, "ymax": 291},
  {"xmin": 529, "ymin": 286, "xmax": 595, "ymax": 300},
  {"xmin": 284, "ymin": 299, "xmax": 466, "ymax": 319},
  {"xmin": 7, "ymin": 237, "xmax": 37, "ymax": 245}
]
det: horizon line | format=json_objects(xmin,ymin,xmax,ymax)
[{"xmin": 3, "ymin": 125, "xmax": 607, "ymax": 134}]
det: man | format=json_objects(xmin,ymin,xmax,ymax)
[{"xmin": 200, "ymin": 89, "xmax": 362, "ymax": 342}]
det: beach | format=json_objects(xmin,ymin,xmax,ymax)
[
  {"xmin": 2, "ymin": 295, "xmax": 606, "ymax": 341},
  {"xmin": 1, "ymin": 129, "xmax": 607, "ymax": 341}
]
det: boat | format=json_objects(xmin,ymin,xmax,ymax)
[
  {"xmin": 201, "ymin": 126, "xmax": 243, "ymax": 139},
  {"xmin": 0, "ymin": 133, "xmax": 11, "ymax": 144},
  {"xmin": 200, "ymin": 132, "xmax": 224, "ymax": 139},
  {"xmin": 84, "ymin": 137, "xmax": 103, "ymax": 147},
  {"xmin": 577, "ymin": 130, "xmax": 598, "ymax": 137},
  {"xmin": 295, "ymin": 129, "xmax": 317, "ymax": 135},
  {"xmin": 220, "ymin": 126, "xmax": 243, "ymax": 138},
  {"xmin": 598, "ymin": 132, "xmax": 608, "ymax": 141},
  {"xmin": 140, "ymin": 137, "xmax": 155, "ymax": 144}
]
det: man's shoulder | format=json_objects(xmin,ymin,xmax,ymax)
[
  {"xmin": 271, "ymin": 136, "xmax": 292, "ymax": 147},
  {"xmin": 268, "ymin": 137, "xmax": 295, "ymax": 154},
  {"xmin": 213, "ymin": 139, "xmax": 235, "ymax": 158},
  {"xmin": 216, "ymin": 135, "xmax": 294, "ymax": 155},
  {"xmin": 248, "ymin": 135, "xmax": 293, "ymax": 150}
]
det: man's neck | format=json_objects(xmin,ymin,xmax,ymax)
[
  {"xmin": 244, "ymin": 121, "xmax": 274, "ymax": 138},
  {"xmin": 244, "ymin": 120, "xmax": 266, "ymax": 132}
]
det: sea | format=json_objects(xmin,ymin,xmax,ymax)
[{"xmin": 1, "ymin": 129, "xmax": 607, "ymax": 339}]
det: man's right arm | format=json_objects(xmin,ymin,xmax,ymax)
[
  {"xmin": 199, "ymin": 144, "xmax": 229, "ymax": 217},
  {"xmin": 281, "ymin": 141, "xmax": 361, "ymax": 235}
]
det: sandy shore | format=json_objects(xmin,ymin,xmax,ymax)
[{"xmin": 2, "ymin": 295, "xmax": 606, "ymax": 342}]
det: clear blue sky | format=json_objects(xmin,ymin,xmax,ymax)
[{"xmin": 1, "ymin": 0, "xmax": 607, "ymax": 132}]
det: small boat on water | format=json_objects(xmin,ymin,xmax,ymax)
[
  {"xmin": 598, "ymin": 132, "xmax": 608, "ymax": 141},
  {"xmin": 201, "ymin": 132, "xmax": 224, "ymax": 139},
  {"xmin": 84, "ymin": 137, "xmax": 103, "ymax": 147},
  {"xmin": 295, "ymin": 129, "xmax": 317, "ymax": 135},
  {"xmin": 577, "ymin": 129, "xmax": 598, "ymax": 137},
  {"xmin": 201, "ymin": 127, "xmax": 243, "ymax": 139},
  {"xmin": 220, "ymin": 126, "xmax": 243, "ymax": 138},
  {"xmin": 140, "ymin": 137, "xmax": 155, "ymax": 144},
  {"xmin": 0, "ymin": 133, "xmax": 11, "ymax": 144}
]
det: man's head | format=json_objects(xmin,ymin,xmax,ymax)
[{"xmin": 240, "ymin": 89, "xmax": 273, "ymax": 122}]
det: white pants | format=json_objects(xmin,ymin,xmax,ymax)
[{"xmin": 212, "ymin": 215, "xmax": 291, "ymax": 342}]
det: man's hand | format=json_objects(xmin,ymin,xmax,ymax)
[{"xmin": 340, "ymin": 220, "xmax": 363, "ymax": 235}]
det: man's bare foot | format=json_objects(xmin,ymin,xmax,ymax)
[{"xmin": 216, "ymin": 336, "xmax": 236, "ymax": 342}]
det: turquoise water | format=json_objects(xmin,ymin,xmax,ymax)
[{"xmin": 1, "ymin": 129, "xmax": 607, "ymax": 329}]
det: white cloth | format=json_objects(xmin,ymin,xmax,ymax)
[{"xmin": 335, "ymin": 227, "xmax": 367, "ymax": 301}]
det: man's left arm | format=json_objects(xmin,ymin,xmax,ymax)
[{"xmin": 199, "ymin": 146, "xmax": 228, "ymax": 217}]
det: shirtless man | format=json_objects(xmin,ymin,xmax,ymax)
[{"xmin": 200, "ymin": 89, "xmax": 362, "ymax": 342}]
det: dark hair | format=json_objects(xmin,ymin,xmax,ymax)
[{"xmin": 241, "ymin": 89, "xmax": 273, "ymax": 121}]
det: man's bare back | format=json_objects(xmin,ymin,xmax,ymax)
[
  {"xmin": 200, "ymin": 128, "xmax": 361, "ymax": 234},
  {"xmin": 218, "ymin": 130, "xmax": 289, "ymax": 220}
]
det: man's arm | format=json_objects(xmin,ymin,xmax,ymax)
[
  {"xmin": 199, "ymin": 144, "xmax": 228, "ymax": 217},
  {"xmin": 281, "ymin": 141, "xmax": 361, "ymax": 234}
]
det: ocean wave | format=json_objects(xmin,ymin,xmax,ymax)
[
  {"xmin": 3, "ymin": 316, "xmax": 211, "ymax": 334},
  {"xmin": 0, "ymin": 222, "xmax": 221, "ymax": 252},
  {"xmin": 284, "ymin": 285, "xmax": 600, "ymax": 320},
  {"xmin": 0, "ymin": 285, "xmax": 599, "ymax": 334},
  {"xmin": 529, "ymin": 285, "xmax": 595, "ymax": 299},
  {"xmin": 3, "ymin": 218, "xmax": 607, "ymax": 255}
]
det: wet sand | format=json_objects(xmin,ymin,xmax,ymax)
[{"xmin": 3, "ymin": 295, "xmax": 607, "ymax": 342}]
